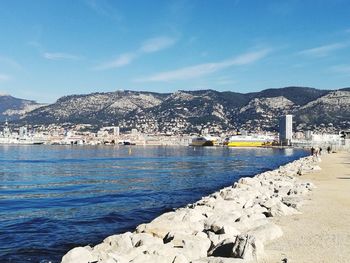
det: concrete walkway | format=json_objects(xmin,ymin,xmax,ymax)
[{"xmin": 263, "ymin": 152, "xmax": 350, "ymax": 263}]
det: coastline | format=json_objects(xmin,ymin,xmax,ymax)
[{"xmin": 61, "ymin": 153, "xmax": 322, "ymax": 263}]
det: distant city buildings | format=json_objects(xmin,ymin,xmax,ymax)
[{"xmin": 0, "ymin": 114, "xmax": 349, "ymax": 149}]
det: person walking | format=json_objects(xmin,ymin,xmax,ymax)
[{"xmin": 327, "ymin": 146, "xmax": 331, "ymax": 154}]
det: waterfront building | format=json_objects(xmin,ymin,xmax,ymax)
[
  {"xmin": 131, "ymin": 128, "xmax": 138, "ymax": 135},
  {"xmin": 3, "ymin": 120, "xmax": 11, "ymax": 138},
  {"xmin": 279, "ymin": 115, "xmax": 293, "ymax": 146},
  {"xmin": 114, "ymin": 126, "xmax": 120, "ymax": 136},
  {"xmin": 19, "ymin": 126, "xmax": 28, "ymax": 138}
]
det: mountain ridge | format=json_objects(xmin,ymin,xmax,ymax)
[
  {"xmin": 0, "ymin": 94, "xmax": 46, "ymax": 122},
  {"xmin": 5, "ymin": 86, "xmax": 350, "ymax": 133}
]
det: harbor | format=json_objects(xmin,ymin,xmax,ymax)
[
  {"xmin": 1, "ymin": 116, "xmax": 350, "ymax": 150},
  {"xmin": 1, "ymin": 1, "xmax": 350, "ymax": 262}
]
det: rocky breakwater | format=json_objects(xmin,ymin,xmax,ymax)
[{"xmin": 62, "ymin": 156, "xmax": 320, "ymax": 263}]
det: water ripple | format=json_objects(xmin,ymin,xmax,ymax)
[{"xmin": 0, "ymin": 145, "xmax": 307, "ymax": 263}]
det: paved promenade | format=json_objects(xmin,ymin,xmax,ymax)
[{"xmin": 264, "ymin": 152, "xmax": 350, "ymax": 263}]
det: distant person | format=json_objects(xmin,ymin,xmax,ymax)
[
  {"xmin": 319, "ymin": 147, "xmax": 322, "ymax": 156},
  {"xmin": 327, "ymin": 146, "xmax": 331, "ymax": 154},
  {"xmin": 311, "ymin": 147, "xmax": 315, "ymax": 156}
]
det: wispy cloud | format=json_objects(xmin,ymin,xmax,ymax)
[
  {"xmin": 94, "ymin": 36, "xmax": 177, "ymax": 70},
  {"xmin": 140, "ymin": 37, "xmax": 177, "ymax": 53},
  {"xmin": 43, "ymin": 52, "xmax": 81, "ymax": 61},
  {"xmin": 85, "ymin": 0, "xmax": 122, "ymax": 22},
  {"xmin": 94, "ymin": 53, "xmax": 136, "ymax": 70},
  {"xmin": 135, "ymin": 49, "xmax": 270, "ymax": 82},
  {"xmin": 0, "ymin": 74, "xmax": 11, "ymax": 81},
  {"xmin": 0, "ymin": 56, "xmax": 22, "ymax": 70},
  {"xmin": 28, "ymin": 41, "xmax": 81, "ymax": 62},
  {"xmin": 299, "ymin": 42, "xmax": 348, "ymax": 57}
]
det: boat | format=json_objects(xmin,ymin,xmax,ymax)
[
  {"xmin": 190, "ymin": 136, "xmax": 215, "ymax": 146},
  {"xmin": 225, "ymin": 135, "xmax": 273, "ymax": 147},
  {"xmin": 118, "ymin": 140, "xmax": 136, "ymax": 146}
]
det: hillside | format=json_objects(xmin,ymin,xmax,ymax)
[
  {"xmin": 0, "ymin": 95, "xmax": 45, "ymax": 121},
  {"xmin": 17, "ymin": 87, "xmax": 350, "ymax": 133}
]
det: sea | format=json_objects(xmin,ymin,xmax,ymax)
[{"xmin": 0, "ymin": 145, "xmax": 308, "ymax": 262}]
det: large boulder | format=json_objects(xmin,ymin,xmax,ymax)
[
  {"xmin": 61, "ymin": 246, "xmax": 97, "ymax": 263},
  {"xmin": 247, "ymin": 223, "xmax": 283, "ymax": 244},
  {"xmin": 136, "ymin": 219, "xmax": 203, "ymax": 239},
  {"xmin": 130, "ymin": 253, "xmax": 173, "ymax": 263},
  {"xmin": 204, "ymin": 212, "xmax": 241, "ymax": 234},
  {"xmin": 172, "ymin": 254, "xmax": 189, "ymax": 263},
  {"xmin": 208, "ymin": 234, "xmax": 264, "ymax": 261},
  {"xmin": 131, "ymin": 233, "xmax": 163, "ymax": 247},
  {"xmin": 269, "ymin": 201, "xmax": 300, "ymax": 217}
]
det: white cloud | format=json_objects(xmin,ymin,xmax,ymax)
[
  {"xmin": 43, "ymin": 52, "xmax": 81, "ymax": 61},
  {"xmin": 299, "ymin": 42, "xmax": 348, "ymax": 57},
  {"xmin": 28, "ymin": 41, "xmax": 81, "ymax": 62},
  {"xmin": 93, "ymin": 53, "xmax": 136, "ymax": 70},
  {"xmin": 0, "ymin": 74, "xmax": 11, "ymax": 81},
  {"xmin": 94, "ymin": 36, "xmax": 177, "ymax": 70},
  {"xmin": 140, "ymin": 37, "xmax": 177, "ymax": 53},
  {"xmin": 135, "ymin": 49, "xmax": 270, "ymax": 82}
]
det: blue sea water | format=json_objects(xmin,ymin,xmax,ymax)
[{"xmin": 0, "ymin": 145, "xmax": 307, "ymax": 263}]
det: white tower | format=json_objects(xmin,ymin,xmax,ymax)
[
  {"xmin": 3, "ymin": 120, "xmax": 11, "ymax": 137},
  {"xmin": 279, "ymin": 115, "xmax": 293, "ymax": 146}
]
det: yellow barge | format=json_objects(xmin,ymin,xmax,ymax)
[{"xmin": 226, "ymin": 135, "xmax": 273, "ymax": 147}]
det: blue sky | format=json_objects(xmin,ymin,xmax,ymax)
[{"xmin": 0, "ymin": 0, "xmax": 350, "ymax": 102}]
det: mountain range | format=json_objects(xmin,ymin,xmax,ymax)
[{"xmin": 3, "ymin": 87, "xmax": 350, "ymax": 133}]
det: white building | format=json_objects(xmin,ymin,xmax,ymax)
[
  {"xmin": 279, "ymin": 115, "xmax": 293, "ymax": 146},
  {"xmin": 19, "ymin": 126, "xmax": 28, "ymax": 138}
]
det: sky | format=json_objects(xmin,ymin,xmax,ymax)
[{"xmin": 0, "ymin": 0, "xmax": 350, "ymax": 103}]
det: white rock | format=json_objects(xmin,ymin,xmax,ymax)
[
  {"xmin": 137, "ymin": 218, "xmax": 203, "ymax": 239},
  {"xmin": 103, "ymin": 232, "xmax": 133, "ymax": 251},
  {"xmin": 204, "ymin": 212, "xmax": 241, "ymax": 234},
  {"xmin": 180, "ymin": 233, "xmax": 212, "ymax": 260},
  {"xmin": 131, "ymin": 232, "xmax": 163, "ymax": 247},
  {"xmin": 234, "ymin": 217, "xmax": 269, "ymax": 232},
  {"xmin": 130, "ymin": 253, "xmax": 172, "ymax": 263},
  {"xmin": 237, "ymin": 177, "xmax": 261, "ymax": 187},
  {"xmin": 172, "ymin": 254, "xmax": 189, "ymax": 263},
  {"xmin": 208, "ymin": 234, "xmax": 264, "ymax": 261},
  {"xmin": 247, "ymin": 222, "xmax": 283, "ymax": 244},
  {"xmin": 61, "ymin": 246, "xmax": 97, "ymax": 263}
]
